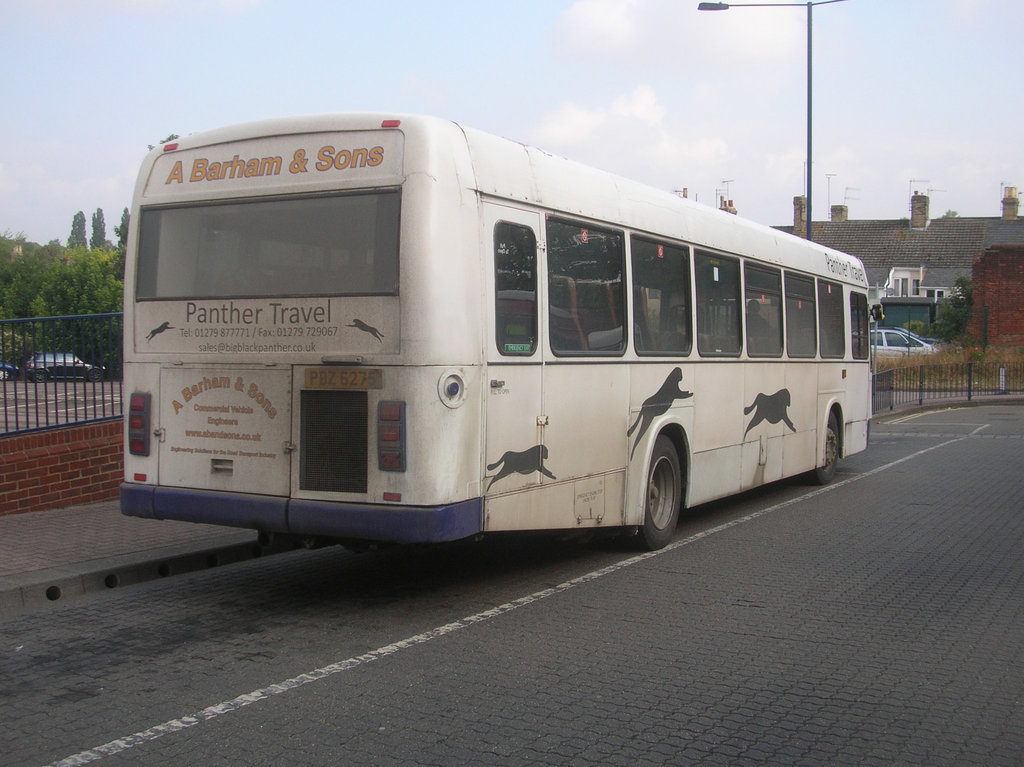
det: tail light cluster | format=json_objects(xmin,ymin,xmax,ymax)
[
  {"xmin": 378, "ymin": 400, "xmax": 406, "ymax": 472},
  {"xmin": 128, "ymin": 392, "xmax": 151, "ymax": 456}
]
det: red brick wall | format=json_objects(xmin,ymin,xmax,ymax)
[
  {"xmin": 0, "ymin": 420, "xmax": 123, "ymax": 516},
  {"xmin": 970, "ymin": 245, "xmax": 1024, "ymax": 346}
]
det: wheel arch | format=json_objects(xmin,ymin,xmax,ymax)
[{"xmin": 826, "ymin": 400, "xmax": 845, "ymax": 459}]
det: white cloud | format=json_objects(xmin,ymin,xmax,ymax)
[
  {"xmin": 528, "ymin": 84, "xmax": 737, "ymax": 208},
  {"xmin": 554, "ymin": 0, "xmax": 644, "ymax": 55},
  {"xmin": 552, "ymin": 0, "xmax": 803, "ymax": 73},
  {"xmin": 532, "ymin": 102, "xmax": 609, "ymax": 146},
  {"xmin": 612, "ymin": 84, "xmax": 664, "ymax": 125}
]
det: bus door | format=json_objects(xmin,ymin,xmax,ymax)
[
  {"xmin": 540, "ymin": 218, "xmax": 630, "ymax": 528},
  {"xmin": 484, "ymin": 205, "xmax": 546, "ymax": 499}
]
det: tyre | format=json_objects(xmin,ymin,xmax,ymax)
[
  {"xmin": 86, "ymin": 368, "xmax": 102, "ymax": 382},
  {"xmin": 31, "ymin": 369, "xmax": 49, "ymax": 383},
  {"xmin": 639, "ymin": 435, "xmax": 682, "ymax": 551},
  {"xmin": 812, "ymin": 411, "xmax": 840, "ymax": 485}
]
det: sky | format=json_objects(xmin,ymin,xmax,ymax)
[{"xmin": 2, "ymin": 0, "xmax": 1022, "ymax": 245}]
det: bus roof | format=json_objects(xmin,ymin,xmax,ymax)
[{"xmin": 135, "ymin": 113, "xmax": 867, "ymax": 288}]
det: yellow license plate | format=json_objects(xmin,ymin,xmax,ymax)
[{"xmin": 303, "ymin": 367, "xmax": 383, "ymax": 390}]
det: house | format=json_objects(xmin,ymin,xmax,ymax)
[
  {"xmin": 968, "ymin": 243, "xmax": 1024, "ymax": 346},
  {"xmin": 775, "ymin": 187, "xmax": 1024, "ymax": 329}
]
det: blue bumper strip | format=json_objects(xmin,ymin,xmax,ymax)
[{"xmin": 120, "ymin": 484, "xmax": 484, "ymax": 545}]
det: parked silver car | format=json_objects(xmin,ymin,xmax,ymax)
[
  {"xmin": 23, "ymin": 352, "xmax": 104, "ymax": 382},
  {"xmin": 871, "ymin": 328, "xmax": 934, "ymax": 356}
]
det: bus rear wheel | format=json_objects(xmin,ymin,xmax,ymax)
[
  {"xmin": 639, "ymin": 435, "xmax": 682, "ymax": 551},
  {"xmin": 812, "ymin": 412, "xmax": 840, "ymax": 485}
]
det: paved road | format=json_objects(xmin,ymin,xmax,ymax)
[{"xmin": 2, "ymin": 404, "xmax": 1023, "ymax": 766}]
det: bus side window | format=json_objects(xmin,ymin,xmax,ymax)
[
  {"xmin": 785, "ymin": 272, "xmax": 817, "ymax": 358},
  {"xmin": 546, "ymin": 219, "xmax": 626, "ymax": 356},
  {"xmin": 818, "ymin": 279, "xmax": 846, "ymax": 358},
  {"xmin": 695, "ymin": 250, "xmax": 741, "ymax": 356},
  {"xmin": 631, "ymin": 236, "xmax": 691, "ymax": 356},
  {"xmin": 494, "ymin": 222, "xmax": 538, "ymax": 356},
  {"xmin": 744, "ymin": 264, "xmax": 783, "ymax": 357},
  {"xmin": 850, "ymin": 292, "xmax": 869, "ymax": 360}
]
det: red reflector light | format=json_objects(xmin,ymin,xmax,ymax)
[
  {"xmin": 162, "ymin": 142, "xmax": 179, "ymax": 152},
  {"xmin": 379, "ymin": 424, "xmax": 401, "ymax": 442},
  {"xmin": 383, "ymin": 492, "xmax": 402, "ymax": 502},
  {"xmin": 379, "ymin": 450, "xmax": 402, "ymax": 470},
  {"xmin": 128, "ymin": 391, "xmax": 152, "ymax": 456},
  {"xmin": 379, "ymin": 402, "xmax": 402, "ymax": 421},
  {"xmin": 134, "ymin": 473, "xmax": 147, "ymax": 482},
  {"xmin": 381, "ymin": 119, "xmax": 401, "ymax": 128},
  {"xmin": 378, "ymin": 400, "xmax": 406, "ymax": 472}
]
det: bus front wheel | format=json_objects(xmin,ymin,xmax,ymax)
[
  {"xmin": 639, "ymin": 435, "xmax": 682, "ymax": 551},
  {"xmin": 812, "ymin": 412, "xmax": 840, "ymax": 485}
]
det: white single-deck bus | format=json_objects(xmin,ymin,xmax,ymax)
[{"xmin": 121, "ymin": 114, "xmax": 871, "ymax": 551}]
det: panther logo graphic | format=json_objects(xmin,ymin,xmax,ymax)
[
  {"xmin": 146, "ymin": 321, "xmax": 174, "ymax": 341},
  {"xmin": 627, "ymin": 368, "xmax": 693, "ymax": 459},
  {"xmin": 347, "ymin": 319, "xmax": 384, "ymax": 342},
  {"xmin": 744, "ymin": 389, "xmax": 797, "ymax": 437},
  {"xmin": 486, "ymin": 444, "xmax": 556, "ymax": 490}
]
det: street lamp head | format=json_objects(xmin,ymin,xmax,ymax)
[{"xmin": 697, "ymin": 2, "xmax": 730, "ymax": 9}]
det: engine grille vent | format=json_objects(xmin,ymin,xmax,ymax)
[{"xmin": 300, "ymin": 390, "xmax": 368, "ymax": 493}]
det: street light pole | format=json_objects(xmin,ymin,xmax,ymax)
[{"xmin": 697, "ymin": 0, "xmax": 850, "ymax": 241}]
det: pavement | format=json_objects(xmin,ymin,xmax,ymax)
[{"xmin": 0, "ymin": 498, "xmax": 262, "ymax": 614}]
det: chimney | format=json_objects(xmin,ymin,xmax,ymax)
[
  {"xmin": 793, "ymin": 195, "xmax": 807, "ymax": 238},
  {"xmin": 910, "ymin": 190, "xmax": 930, "ymax": 229},
  {"xmin": 830, "ymin": 204, "xmax": 848, "ymax": 223},
  {"xmin": 1003, "ymin": 186, "xmax": 1019, "ymax": 221},
  {"xmin": 719, "ymin": 196, "xmax": 737, "ymax": 215}
]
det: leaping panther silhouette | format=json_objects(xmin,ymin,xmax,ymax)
[
  {"xmin": 486, "ymin": 445, "xmax": 556, "ymax": 490},
  {"xmin": 627, "ymin": 368, "xmax": 693, "ymax": 459},
  {"xmin": 743, "ymin": 389, "xmax": 796, "ymax": 437}
]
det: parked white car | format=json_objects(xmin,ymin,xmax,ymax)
[{"xmin": 871, "ymin": 328, "xmax": 934, "ymax": 356}]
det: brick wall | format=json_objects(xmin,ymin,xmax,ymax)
[
  {"xmin": 0, "ymin": 420, "xmax": 123, "ymax": 516},
  {"xmin": 970, "ymin": 245, "xmax": 1024, "ymax": 346}
]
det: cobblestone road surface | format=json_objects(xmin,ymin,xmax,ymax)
[{"xmin": 1, "ymin": 404, "xmax": 1022, "ymax": 766}]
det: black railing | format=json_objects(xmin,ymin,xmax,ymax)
[
  {"xmin": 1, "ymin": 313, "xmax": 123, "ymax": 436},
  {"xmin": 872, "ymin": 361, "xmax": 1024, "ymax": 413}
]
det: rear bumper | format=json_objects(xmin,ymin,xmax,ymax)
[{"xmin": 121, "ymin": 484, "xmax": 484, "ymax": 544}]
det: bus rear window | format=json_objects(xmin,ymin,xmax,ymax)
[{"xmin": 135, "ymin": 190, "xmax": 400, "ymax": 299}]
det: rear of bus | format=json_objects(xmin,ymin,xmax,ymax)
[{"xmin": 120, "ymin": 115, "xmax": 487, "ymax": 546}]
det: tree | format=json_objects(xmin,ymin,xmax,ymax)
[
  {"xmin": 37, "ymin": 248, "xmax": 122, "ymax": 316},
  {"xmin": 932, "ymin": 276, "xmax": 973, "ymax": 343},
  {"xmin": 90, "ymin": 208, "xmax": 108, "ymax": 249},
  {"xmin": 114, "ymin": 208, "xmax": 130, "ymax": 251},
  {"xmin": 0, "ymin": 249, "xmax": 59, "ymax": 318},
  {"xmin": 68, "ymin": 211, "xmax": 87, "ymax": 249}
]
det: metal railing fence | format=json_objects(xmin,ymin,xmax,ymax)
[
  {"xmin": 872, "ymin": 361, "xmax": 1024, "ymax": 413},
  {"xmin": 1, "ymin": 313, "xmax": 123, "ymax": 436}
]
